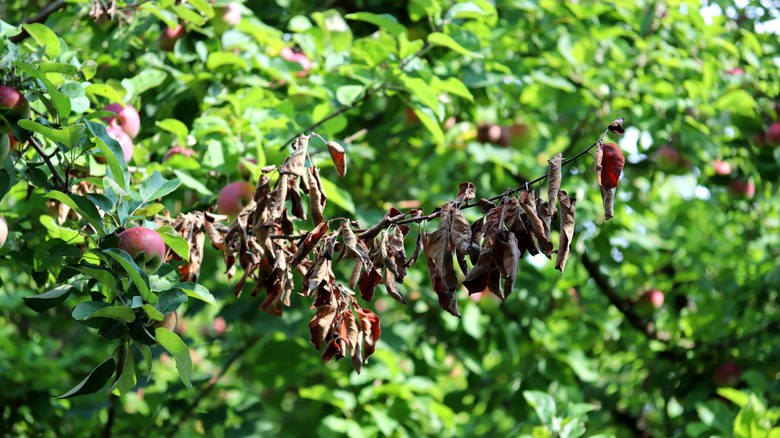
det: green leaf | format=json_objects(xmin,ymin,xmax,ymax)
[
  {"xmin": 15, "ymin": 62, "xmax": 71, "ymax": 118},
  {"xmin": 139, "ymin": 171, "xmax": 181, "ymax": 204},
  {"xmin": 56, "ymin": 357, "xmax": 115, "ymax": 399},
  {"xmin": 345, "ymin": 12, "xmax": 406, "ymax": 38},
  {"xmin": 524, "ymin": 390, "xmax": 556, "ymax": 426},
  {"xmin": 102, "ymin": 249, "xmax": 155, "ymax": 303},
  {"xmin": 438, "ymin": 77, "xmax": 473, "ymax": 101},
  {"xmin": 156, "ymin": 118, "xmax": 189, "ymax": 146},
  {"xmin": 207, "ymin": 52, "xmax": 248, "ymax": 70},
  {"xmin": 33, "ymin": 238, "xmax": 81, "ymax": 272},
  {"xmin": 24, "ymin": 284, "xmax": 74, "ymax": 313},
  {"xmin": 716, "ymin": 388, "xmax": 750, "ymax": 407},
  {"xmin": 155, "ymin": 327, "xmax": 192, "ymax": 388},
  {"xmin": 88, "ymin": 306, "xmax": 136, "ymax": 323},
  {"xmin": 38, "ymin": 63, "xmax": 78, "ymax": 75},
  {"xmin": 412, "ymin": 106, "xmax": 444, "ymax": 146},
  {"xmin": 17, "ymin": 120, "xmax": 85, "ymax": 149},
  {"xmin": 336, "ymin": 85, "xmax": 364, "ymax": 106},
  {"xmin": 142, "ymin": 304, "xmax": 164, "ymax": 321},
  {"xmin": 71, "ymin": 263, "xmax": 119, "ymax": 293},
  {"xmin": 135, "ymin": 343, "xmax": 153, "ymax": 382},
  {"xmin": 187, "ymin": 0, "xmax": 214, "ymax": 18},
  {"xmin": 157, "ymin": 289, "xmax": 187, "ymax": 314},
  {"xmin": 173, "ymin": 170, "xmax": 212, "ymax": 196},
  {"xmin": 111, "ymin": 347, "xmax": 136, "ymax": 396},
  {"xmin": 84, "ymin": 84, "xmax": 124, "ymax": 103},
  {"xmin": 133, "ymin": 203, "xmax": 165, "ymax": 218},
  {"xmin": 22, "ymin": 23, "xmax": 61, "ymax": 59},
  {"xmin": 72, "ymin": 301, "xmax": 110, "ymax": 320},
  {"xmin": 121, "ymin": 69, "xmax": 167, "ymax": 102},
  {"xmin": 427, "ymin": 32, "xmax": 482, "ymax": 58},
  {"xmin": 86, "ymin": 120, "xmax": 128, "ymax": 191},
  {"xmin": 45, "ymin": 191, "xmax": 106, "ymax": 237},
  {"xmin": 319, "ymin": 176, "xmax": 355, "ymax": 213},
  {"xmin": 400, "ymin": 76, "xmax": 440, "ymax": 118},
  {"xmin": 157, "ymin": 226, "xmax": 189, "ymax": 261},
  {"xmin": 172, "ymin": 282, "xmax": 215, "ymax": 308}
]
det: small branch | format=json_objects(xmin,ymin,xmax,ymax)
[
  {"xmin": 9, "ymin": 0, "xmax": 66, "ymax": 44},
  {"xmin": 28, "ymin": 137, "xmax": 71, "ymax": 194}
]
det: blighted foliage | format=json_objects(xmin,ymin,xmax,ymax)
[{"xmin": 193, "ymin": 120, "xmax": 626, "ymax": 372}]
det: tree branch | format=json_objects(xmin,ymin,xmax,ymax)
[
  {"xmin": 8, "ymin": 0, "xmax": 66, "ymax": 44},
  {"xmin": 28, "ymin": 137, "xmax": 71, "ymax": 194}
]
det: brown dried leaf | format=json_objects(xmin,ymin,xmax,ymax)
[
  {"xmin": 308, "ymin": 304, "xmax": 337, "ymax": 350},
  {"xmin": 360, "ymin": 207, "xmax": 403, "ymax": 242},
  {"xmin": 424, "ymin": 230, "xmax": 460, "ymax": 317},
  {"xmin": 555, "ymin": 190, "xmax": 576, "ymax": 272},
  {"xmin": 477, "ymin": 198, "xmax": 496, "ymax": 214},
  {"xmin": 547, "ymin": 153, "xmax": 563, "ymax": 216},
  {"xmin": 308, "ymin": 167, "xmax": 327, "ymax": 225},
  {"xmin": 357, "ymin": 307, "xmax": 381, "ymax": 360},
  {"xmin": 438, "ymin": 201, "xmax": 474, "ymax": 255},
  {"xmin": 494, "ymin": 230, "xmax": 519, "ymax": 300},
  {"xmin": 503, "ymin": 198, "xmax": 525, "ymax": 235},
  {"xmin": 348, "ymin": 259, "xmax": 362, "ymax": 290},
  {"xmin": 536, "ymin": 198, "xmax": 552, "ymax": 241},
  {"xmin": 404, "ymin": 228, "xmax": 423, "ymax": 268},
  {"xmin": 302, "ymin": 253, "xmax": 332, "ymax": 297},
  {"xmin": 455, "ymin": 182, "xmax": 476, "ymax": 205},
  {"xmin": 290, "ymin": 222, "xmax": 330, "ymax": 268},
  {"xmin": 607, "ymin": 116, "xmax": 625, "ymax": 135},
  {"xmin": 601, "ymin": 186, "xmax": 615, "ymax": 220},
  {"xmin": 357, "ymin": 265, "xmax": 382, "ymax": 301},
  {"xmin": 290, "ymin": 180, "xmax": 307, "ymax": 222},
  {"xmin": 520, "ymin": 190, "xmax": 554, "ymax": 256},
  {"xmin": 341, "ymin": 221, "xmax": 372, "ymax": 271},
  {"xmin": 279, "ymin": 134, "xmax": 309, "ymax": 177},
  {"xmin": 326, "ymin": 141, "xmax": 347, "ymax": 178},
  {"xmin": 352, "ymin": 331, "xmax": 364, "ymax": 374},
  {"xmin": 382, "ymin": 266, "xmax": 405, "ymax": 304},
  {"xmin": 342, "ymin": 310, "xmax": 359, "ymax": 355}
]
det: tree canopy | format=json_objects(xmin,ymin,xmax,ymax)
[{"xmin": 1, "ymin": 0, "xmax": 779, "ymax": 437}]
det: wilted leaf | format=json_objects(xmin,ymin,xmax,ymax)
[
  {"xmin": 404, "ymin": 228, "xmax": 423, "ymax": 268},
  {"xmin": 348, "ymin": 259, "xmax": 362, "ymax": 290},
  {"xmin": 601, "ymin": 186, "xmax": 615, "ymax": 220},
  {"xmin": 279, "ymin": 134, "xmax": 309, "ymax": 177},
  {"xmin": 455, "ymin": 182, "xmax": 476, "ymax": 205},
  {"xmin": 309, "ymin": 304, "xmax": 337, "ymax": 350},
  {"xmin": 357, "ymin": 264, "xmax": 382, "ymax": 301},
  {"xmin": 326, "ymin": 141, "xmax": 347, "ymax": 177},
  {"xmin": 344, "ymin": 310, "xmax": 359, "ymax": 355},
  {"xmin": 382, "ymin": 265, "xmax": 405, "ymax": 303},
  {"xmin": 352, "ymin": 331, "xmax": 364, "ymax": 373},
  {"xmin": 290, "ymin": 223, "xmax": 330, "ymax": 268},
  {"xmin": 547, "ymin": 153, "xmax": 563, "ymax": 216},
  {"xmin": 520, "ymin": 190, "xmax": 554, "ymax": 256},
  {"xmin": 607, "ymin": 116, "xmax": 625, "ymax": 135},
  {"xmin": 302, "ymin": 253, "xmax": 332, "ymax": 296},
  {"xmin": 493, "ymin": 230, "xmax": 519, "ymax": 300},
  {"xmin": 423, "ymin": 231, "xmax": 460, "ymax": 317},
  {"xmin": 360, "ymin": 207, "xmax": 404, "ymax": 241},
  {"xmin": 555, "ymin": 190, "xmax": 576, "ymax": 272},
  {"xmin": 477, "ymin": 198, "xmax": 496, "ymax": 214},
  {"xmin": 309, "ymin": 167, "xmax": 327, "ymax": 225},
  {"xmin": 341, "ymin": 221, "xmax": 372, "ymax": 271},
  {"xmin": 599, "ymin": 142, "xmax": 625, "ymax": 190},
  {"xmin": 357, "ymin": 307, "xmax": 381, "ymax": 360}
]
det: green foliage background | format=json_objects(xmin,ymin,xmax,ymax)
[{"xmin": 1, "ymin": 0, "xmax": 779, "ymax": 436}]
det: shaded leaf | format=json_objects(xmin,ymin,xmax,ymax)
[
  {"xmin": 24, "ymin": 284, "xmax": 73, "ymax": 313},
  {"xmin": 520, "ymin": 190, "xmax": 554, "ymax": 256},
  {"xmin": 56, "ymin": 357, "xmax": 115, "ymax": 399},
  {"xmin": 309, "ymin": 304, "xmax": 337, "ymax": 350},
  {"xmin": 547, "ymin": 153, "xmax": 563, "ymax": 216},
  {"xmin": 555, "ymin": 190, "xmax": 576, "ymax": 272},
  {"xmin": 155, "ymin": 327, "xmax": 192, "ymax": 388}
]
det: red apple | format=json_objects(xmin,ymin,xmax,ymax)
[
  {"xmin": 477, "ymin": 123, "xmax": 510, "ymax": 147},
  {"xmin": 713, "ymin": 361, "xmax": 741, "ymax": 387},
  {"xmin": 727, "ymin": 180, "xmax": 755, "ymax": 200},
  {"xmin": 641, "ymin": 289, "xmax": 664, "ymax": 309},
  {"xmin": 712, "ymin": 160, "xmax": 732, "ymax": 175},
  {"xmin": 118, "ymin": 226, "xmax": 166, "ymax": 274},
  {"xmin": 213, "ymin": 3, "xmax": 241, "ymax": 34},
  {"xmin": 96, "ymin": 126, "xmax": 134, "ymax": 163},
  {"xmin": 162, "ymin": 146, "xmax": 195, "ymax": 162},
  {"xmin": 157, "ymin": 25, "xmax": 186, "ymax": 52},
  {"xmin": 102, "ymin": 103, "xmax": 140, "ymax": 138},
  {"xmin": 727, "ymin": 67, "xmax": 745, "ymax": 75},
  {"xmin": 280, "ymin": 47, "xmax": 311, "ymax": 75},
  {"xmin": 0, "ymin": 85, "xmax": 31, "ymax": 134},
  {"xmin": 754, "ymin": 132, "xmax": 766, "ymax": 147},
  {"xmin": 213, "ymin": 316, "xmax": 226, "ymax": 333},
  {"xmin": 0, "ymin": 215, "xmax": 8, "ymax": 248},
  {"xmin": 653, "ymin": 146, "xmax": 692, "ymax": 175},
  {"xmin": 766, "ymin": 121, "xmax": 780, "ymax": 145},
  {"xmin": 237, "ymin": 157, "xmax": 257, "ymax": 179},
  {"xmin": 217, "ymin": 181, "xmax": 255, "ymax": 218}
]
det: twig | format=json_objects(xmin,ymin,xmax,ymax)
[
  {"xmin": 28, "ymin": 137, "xmax": 71, "ymax": 194},
  {"xmin": 9, "ymin": 0, "xmax": 66, "ymax": 44}
]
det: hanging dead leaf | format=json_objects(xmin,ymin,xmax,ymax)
[
  {"xmin": 348, "ymin": 259, "xmax": 362, "ymax": 290},
  {"xmin": 477, "ymin": 198, "xmax": 496, "ymax": 214},
  {"xmin": 308, "ymin": 167, "xmax": 327, "ymax": 225},
  {"xmin": 326, "ymin": 141, "xmax": 347, "ymax": 177},
  {"xmin": 455, "ymin": 182, "xmax": 476, "ymax": 205},
  {"xmin": 357, "ymin": 264, "xmax": 382, "ymax": 301},
  {"xmin": 422, "ymin": 231, "xmax": 460, "ymax": 317},
  {"xmin": 341, "ymin": 221, "xmax": 372, "ymax": 271},
  {"xmin": 308, "ymin": 304, "xmax": 337, "ymax": 350},
  {"xmin": 382, "ymin": 266, "xmax": 405, "ymax": 304},
  {"xmin": 493, "ymin": 230, "xmax": 519, "ymax": 300},
  {"xmin": 607, "ymin": 116, "xmax": 625, "ymax": 135},
  {"xmin": 404, "ymin": 228, "xmax": 423, "ymax": 268},
  {"xmin": 352, "ymin": 331, "xmax": 364, "ymax": 374},
  {"xmin": 302, "ymin": 252, "xmax": 332, "ymax": 297},
  {"xmin": 555, "ymin": 190, "xmax": 576, "ymax": 272},
  {"xmin": 594, "ymin": 142, "xmax": 619, "ymax": 220},
  {"xmin": 600, "ymin": 142, "xmax": 625, "ymax": 190},
  {"xmin": 290, "ymin": 223, "xmax": 330, "ymax": 268},
  {"xmin": 547, "ymin": 153, "xmax": 563, "ymax": 216},
  {"xmin": 357, "ymin": 307, "xmax": 381, "ymax": 360},
  {"xmin": 520, "ymin": 190, "xmax": 554, "ymax": 256},
  {"xmin": 279, "ymin": 134, "xmax": 309, "ymax": 177},
  {"xmin": 360, "ymin": 207, "xmax": 404, "ymax": 242}
]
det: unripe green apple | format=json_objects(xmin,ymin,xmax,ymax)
[
  {"xmin": 118, "ymin": 227, "xmax": 166, "ymax": 274},
  {"xmin": 0, "ymin": 85, "xmax": 31, "ymax": 134},
  {"xmin": 217, "ymin": 181, "xmax": 254, "ymax": 218}
]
